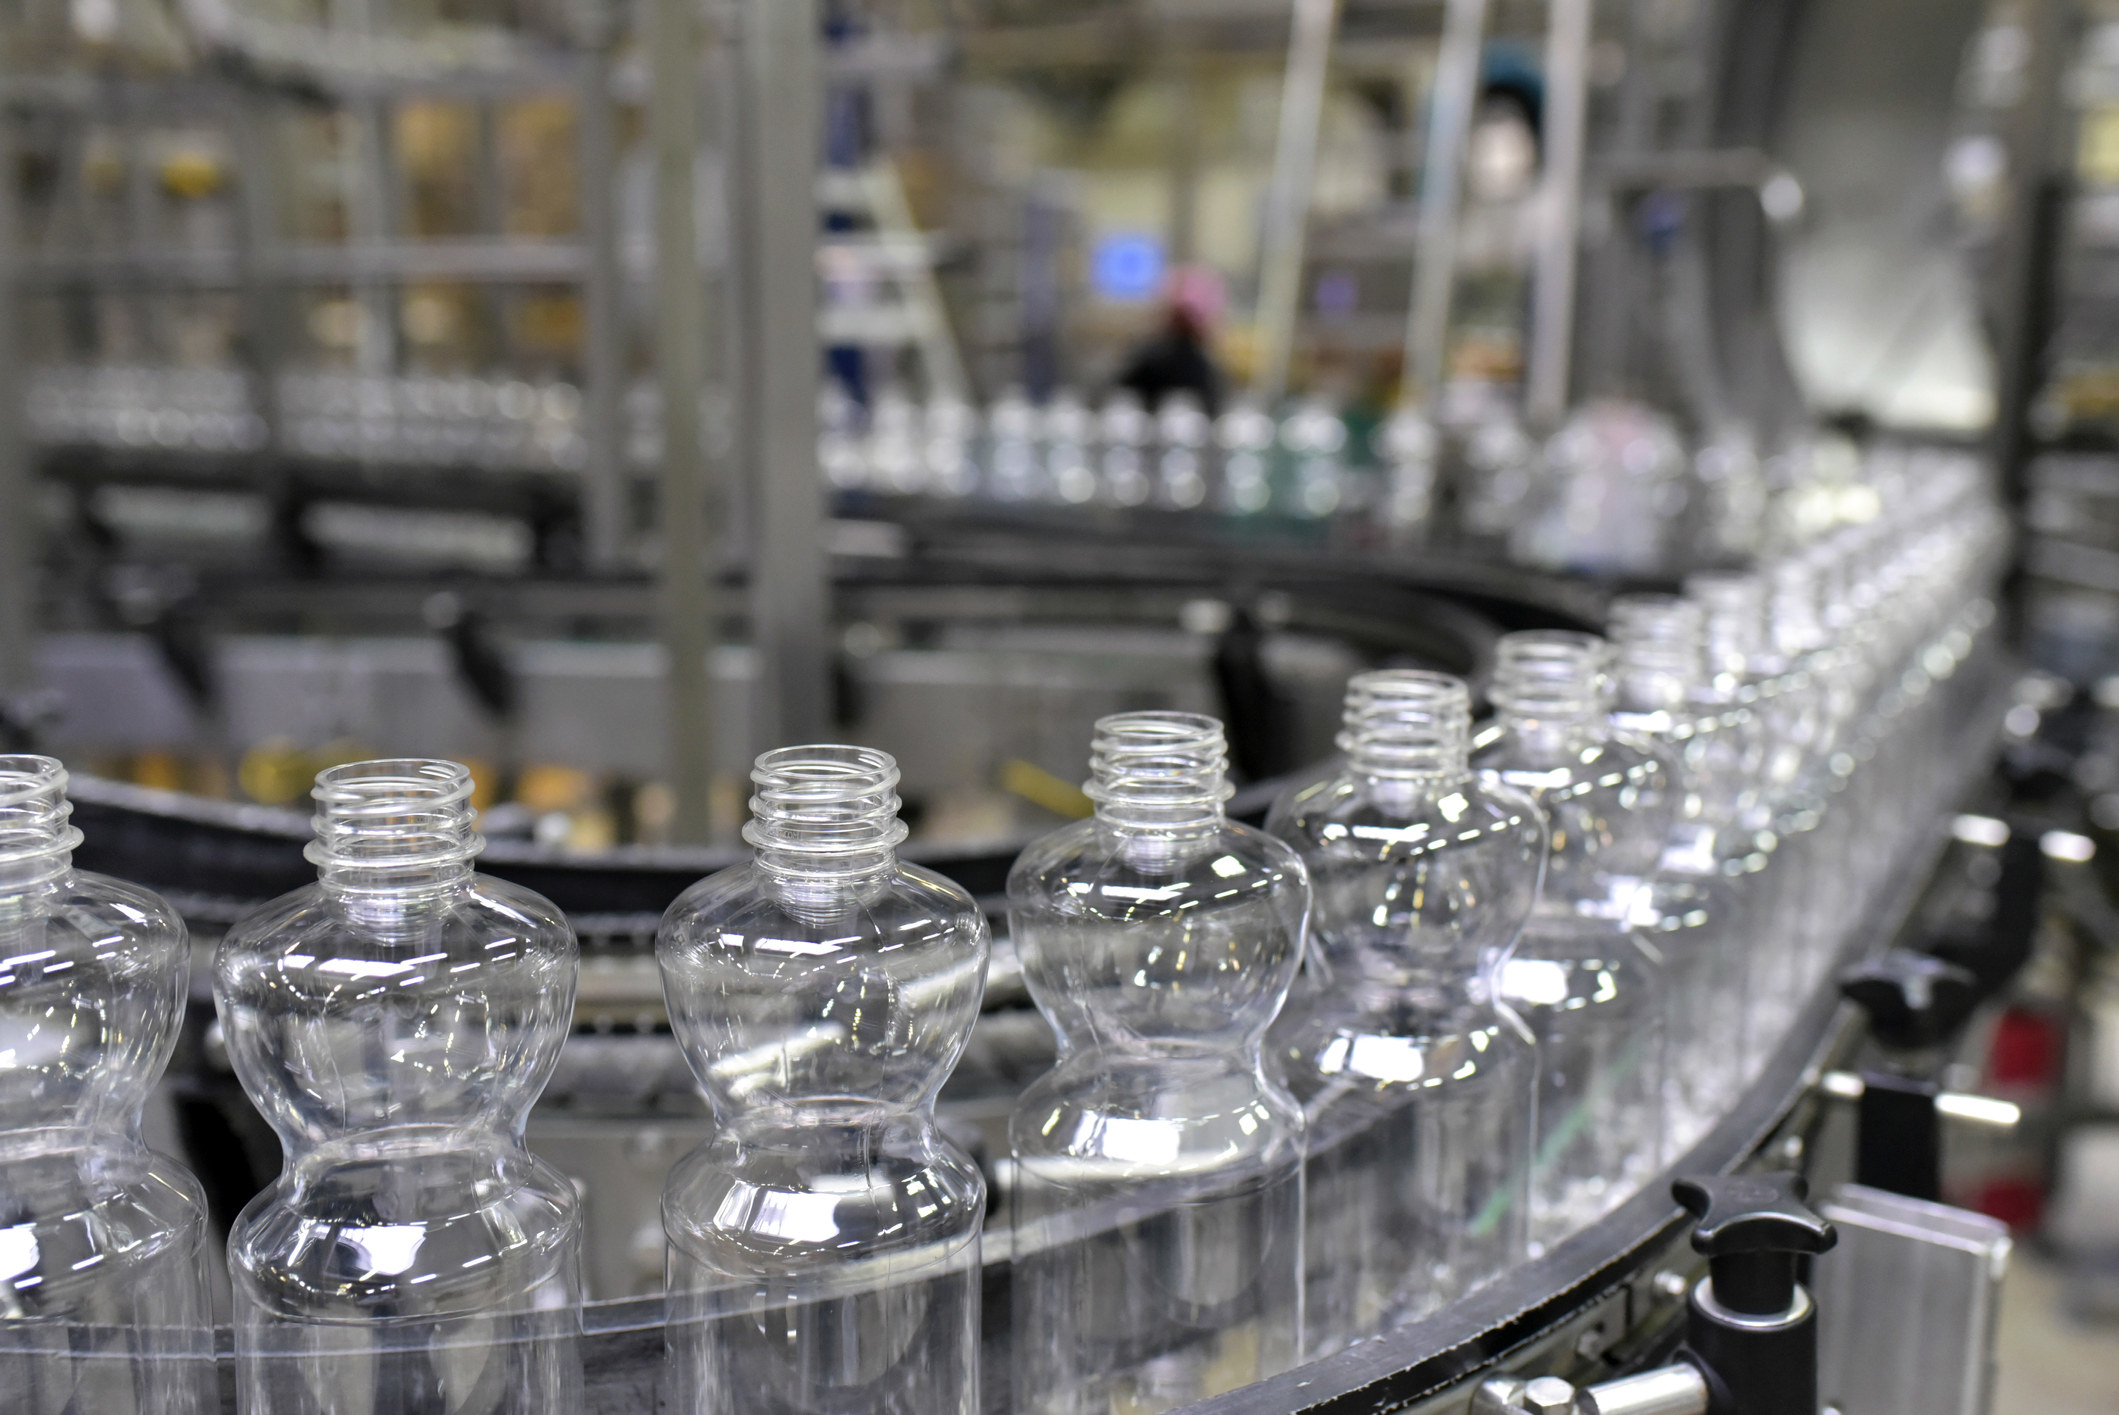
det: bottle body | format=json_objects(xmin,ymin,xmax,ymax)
[
  {"xmin": 1268, "ymin": 672, "xmax": 1541, "ymax": 1355},
  {"xmin": 0, "ymin": 755, "xmax": 214, "ymax": 1415},
  {"xmin": 1008, "ymin": 713, "xmax": 1307, "ymax": 1414},
  {"xmin": 658, "ymin": 747, "xmax": 987, "ymax": 1415},
  {"xmin": 1472, "ymin": 635, "xmax": 1674, "ymax": 1249},
  {"xmin": 1608, "ymin": 595, "xmax": 1756, "ymax": 1142},
  {"xmin": 215, "ymin": 760, "xmax": 583, "ymax": 1414}
]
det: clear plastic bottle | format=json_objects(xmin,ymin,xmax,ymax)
[
  {"xmin": 1606, "ymin": 597, "xmax": 1752, "ymax": 1144},
  {"xmin": 1268, "ymin": 674, "xmax": 1540, "ymax": 1355},
  {"xmin": 1215, "ymin": 399, "xmax": 1277, "ymax": 516},
  {"xmin": 217, "ymin": 759, "xmax": 583, "ymax": 1414},
  {"xmin": 1372, "ymin": 408, "xmax": 1439, "ymax": 547},
  {"xmin": 1687, "ymin": 569, "xmax": 1818, "ymax": 1042},
  {"xmin": 1154, "ymin": 393, "xmax": 1212, "ymax": 510},
  {"xmin": 658, "ymin": 746, "xmax": 987, "ymax": 1415},
  {"xmin": 1471, "ymin": 632, "xmax": 1674, "ymax": 1249},
  {"xmin": 1099, "ymin": 390, "xmax": 1153, "ymax": 507},
  {"xmin": 1009, "ymin": 713, "xmax": 1307, "ymax": 1414},
  {"xmin": 0, "ymin": 755, "xmax": 214, "ymax": 1413}
]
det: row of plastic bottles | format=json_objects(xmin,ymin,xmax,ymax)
[
  {"xmin": 0, "ymin": 462, "xmax": 2005, "ymax": 1413},
  {"xmin": 821, "ymin": 385, "xmax": 1939, "ymax": 577},
  {"xmin": 821, "ymin": 385, "xmax": 1438, "ymax": 535}
]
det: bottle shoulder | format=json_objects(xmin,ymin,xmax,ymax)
[
  {"xmin": 217, "ymin": 875, "xmax": 575, "ymax": 971},
  {"xmin": 1267, "ymin": 770, "xmax": 1545, "ymax": 859},
  {"xmin": 1006, "ymin": 816, "xmax": 1306, "ymax": 912},
  {"xmin": 4, "ymin": 870, "xmax": 189, "ymax": 965},
  {"xmin": 661, "ymin": 860, "xmax": 985, "ymax": 939}
]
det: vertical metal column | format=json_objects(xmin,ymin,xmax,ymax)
[
  {"xmin": 0, "ymin": 112, "xmax": 32, "ymax": 708},
  {"xmin": 736, "ymin": 0, "xmax": 828, "ymax": 748},
  {"xmin": 578, "ymin": 0, "xmax": 629, "ymax": 572},
  {"xmin": 338, "ymin": 0, "xmax": 402, "ymax": 376},
  {"xmin": 1990, "ymin": 0, "xmax": 2069, "ymax": 517},
  {"xmin": 650, "ymin": 0, "xmax": 720, "ymax": 842},
  {"xmin": 1403, "ymin": 0, "xmax": 1491, "ymax": 404},
  {"xmin": 1167, "ymin": 54, "xmax": 1202, "ymax": 266},
  {"xmin": 1525, "ymin": 0, "xmax": 1595, "ymax": 427},
  {"xmin": 1252, "ymin": 0, "xmax": 1343, "ymax": 404}
]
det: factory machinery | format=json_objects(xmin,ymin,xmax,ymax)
[{"xmin": 3, "ymin": 0, "xmax": 2116, "ymax": 1412}]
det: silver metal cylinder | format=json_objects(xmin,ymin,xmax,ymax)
[{"xmin": 1581, "ymin": 1364, "xmax": 1712, "ymax": 1415}]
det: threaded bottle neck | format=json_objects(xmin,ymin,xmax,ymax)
[
  {"xmin": 1490, "ymin": 631, "xmax": 1610, "ymax": 728},
  {"xmin": 744, "ymin": 745, "xmax": 909, "ymax": 878},
  {"xmin": 1686, "ymin": 570, "xmax": 1770, "ymax": 676},
  {"xmin": 308, "ymin": 759, "xmax": 482, "ymax": 892},
  {"xmin": 0, "ymin": 755, "xmax": 83, "ymax": 890},
  {"xmin": 1339, "ymin": 669, "xmax": 1471, "ymax": 783},
  {"xmin": 1086, "ymin": 711, "xmax": 1232, "ymax": 833},
  {"xmin": 1609, "ymin": 594, "xmax": 1707, "ymax": 714}
]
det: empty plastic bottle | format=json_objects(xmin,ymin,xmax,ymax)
[
  {"xmin": 1010, "ymin": 713, "xmax": 1307, "ymax": 1415},
  {"xmin": 217, "ymin": 759, "xmax": 583, "ymax": 1413},
  {"xmin": 1269, "ymin": 673, "xmax": 1541, "ymax": 1355},
  {"xmin": 0, "ymin": 755, "xmax": 213, "ymax": 1413},
  {"xmin": 1099, "ymin": 391, "xmax": 1153, "ymax": 507},
  {"xmin": 1606, "ymin": 597, "xmax": 1753, "ymax": 1143},
  {"xmin": 1154, "ymin": 393, "xmax": 1212, "ymax": 509},
  {"xmin": 659, "ymin": 746, "xmax": 988, "ymax": 1415},
  {"xmin": 1471, "ymin": 632, "xmax": 1674, "ymax": 1249}
]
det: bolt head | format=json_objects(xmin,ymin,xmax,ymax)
[{"xmin": 1522, "ymin": 1375, "xmax": 1578, "ymax": 1415}]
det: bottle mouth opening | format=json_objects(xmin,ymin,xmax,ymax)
[
  {"xmin": 0, "ymin": 755, "xmax": 83, "ymax": 871},
  {"xmin": 1491, "ymin": 631, "xmax": 1610, "ymax": 716},
  {"xmin": 1338, "ymin": 670, "xmax": 1471, "ymax": 776},
  {"xmin": 744, "ymin": 744, "xmax": 909, "ymax": 858},
  {"xmin": 1085, "ymin": 711, "xmax": 1234, "ymax": 817},
  {"xmin": 306, "ymin": 759, "xmax": 483, "ymax": 875}
]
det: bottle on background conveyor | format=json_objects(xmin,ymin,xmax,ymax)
[
  {"xmin": 1269, "ymin": 672, "xmax": 1542, "ymax": 1355},
  {"xmin": 216, "ymin": 759, "xmax": 584, "ymax": 1414},
  {"xmin": 1008, "ymin": 712, "xmax": 1309, "ymax": 1415},
  {"xmin": 1472, "ymin": 632, "xmax": 1676, "ymax": 1251},
  {"xmin": 0, "ymin": 754, "xmax": 214, "ymax": 1414},
  {"xmin": 658, "ymin": 745, "xmax": 988, "ymax": 1415}
]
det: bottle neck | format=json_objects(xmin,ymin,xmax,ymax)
[
  {"xmin": 1086, "ymin": 712, "xmax": 1232, "ymax": 855},
  {"xmin": 1490, "ymin": 631, "xmax": 1611, "ymax": 748},
  {"xmin": 0, "ymin": 756, "xmax": 82, "ymax": 894},
  {"xmin": 1770, "ymin": 559, "xmax": 1827, "ymax": 660},
  {"xmin": 1609, "ymin": 594, "xmax": 1708, "ymax": 718},
  {"xmin": 1339, "ymin": 670, "xmax": 1472, "ymax": 806},
  {"xmin": 308, "ymin": 759, "xmax": 481, "ymax": 896},
  {"xmin": 1687, "ymin": 570, "xmax": 1772, "ymax": 678},
  {"xmin": 744, "ymin": 745, "xmax": 909, "ymax": 890}
]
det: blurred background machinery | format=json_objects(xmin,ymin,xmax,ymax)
[{"xmin": 6, "ymin": 0, "xmax": 2119, "ymax": 1407}]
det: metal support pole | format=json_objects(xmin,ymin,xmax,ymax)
[
  {"xmin": 1403, "ymin": 0, "xmax": 1490, "ymax": 404},
  {"xmin": 736, "ymin": 0, "xmax": 828, "ymax": 748},
  {"xmin": 578, "ymin": 1, "xmax": 629, "ymax": 572},
  {"xmin": 0, "ymin": 112, "xmax": 32, "ymax": 710},
  {"xmin": 1168, "ymin": 54, "xmax": 1202, "ymax": 266},
  {"xmin": 1991, "ymin": 0, "xmax": 2069, "ymax": 517},
  {"xmin": 650, "ymin": 0, "xmax": 720, "ymax": 842},
  {"xmin": 1525, "ymin": 0, "xmax": 1595, "ymax": 427},
  {"xmin": 1251, "ymin": 0, "xmax": 1342, "ymax": 405},
  {"xmin": 338, "ymin": 0, "xmax": 402, "ymax": 377}
]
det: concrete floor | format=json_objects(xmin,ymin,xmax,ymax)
[{"xmin": 1994, "ymin": 1250, "xmax": 2119, "ymax": 1415}]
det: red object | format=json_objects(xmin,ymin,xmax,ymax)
[
  {"xmin": 1965, "ymin": 1175, "xmax": 2046, "ymax": 1232},
  {"xmin": 1986, "ymin": 1006, "xmax": 2062, "ymax": 1089}
]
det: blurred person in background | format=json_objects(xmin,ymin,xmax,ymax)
[{"xmin": 1116, "ymin": 264, "xmax": 1228, "ymax": 415}]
